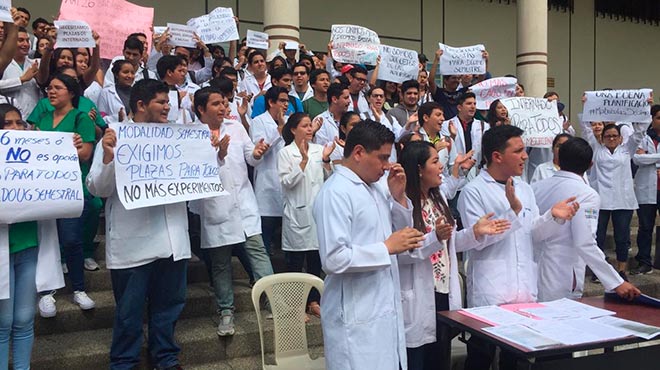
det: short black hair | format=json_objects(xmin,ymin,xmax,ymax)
[
  {"xmin": 558, "ymin": 137, "xmax": 593, "ymax": 175},
  {"xmin": 32, "ymin": 17, "xmax": 48, "ymax": 30},
  {"xmin": 651, "ymin": 104, "xmax": 660, "ymax": 118},
  {"xmin": 0, "ymin": 103, "xmax": 23, "ymax": 129},
  {"xmin": 481, "ymin": 125, "xmax": 524, "ymax": 166},
  {"xmin": 271, "ymin": 67, "xmax": 293, "ymax": 82},
  {"xmin": 16, "ymin": 7, "xmax": 30, "ymax": 19},
  {"xmin": 123, "ymin": 37, "xmax": 144, "ymax": 54},
  {"xmin": 344, "ymin": 119, "xmax": 395, "ymax": 159},
  {"xmin": 349, "ymin": 65, "xmax": 368, "ymax": 77},
  {"xmin": 208, "ymin": 77, "xmax": 234, "ymax": 96},
  {"xmin": 400, "ymin": 79, "xmax": 420, "ymax": 94},
  {"xmin": 552, "ymin": 133, "xmax": 572, "ymax": 148},
  {"xmin": 602, "ymin": 123, "xmax": 621, "ymax": 139},
  {"xmin": 457, "ymin": 92, "xmax": 476, "ymax": 106},
  {"xmin": 292, "ymin": 62, "xmax": 309, "ymax": 74},
  {"xmin": 339, "ymin": 111, "xmax": 361, "ymax": 140},
  {"xmin": 156, "ymin": 55, "xmax": 186, "ymax": 79},
  {"xmin": 194, "ymin": 87, "xmax": 225, "ymax": 119},
  {"xmin": 418, "ymin": 102, "xmax": 443, "ymax": 126},
  {"xmin": 129, "ymin": 79, "xmax": 169, "ymax": 114},
  {"xmin": 310, "ymin": 69, "xmax": 330, "ymax": 85},
  {"xmin": 218, "ymin": 67, "xmax": 237, "ymax": 79},
  {"xmin": 543, "ymin": 91, "xmax": 559, "ymax": 99},
  {"xmin": 50, "ymin": 73, "xmax": 82, "ymax": 108},
  {"xmin": 128, "ymin": 32, "xmax": 147, "ymax": 40},
  {"xmin": 327, "ymin": 82, "xmax": 347, "ymax": 104},
  {"xmin": 264, "ymin": 86, "xmax": 289, "ymax": 110},
  {"xmin": 111, "ymin": 59, "xmax": 134, "ymax": 77}
]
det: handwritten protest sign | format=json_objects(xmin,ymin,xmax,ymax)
[
  {"xmin": 330, "ymin": 24, "xmax": 380, "ymax": 66},
  {"xmin": 54, "ymin": 20, "xmax": 95, "ymax": 48},
  {"xmin": 500, "ymin": 97, "xmax": 562, "ymax": 148},
  {"xmin": 0, "ymin": 130, "xmax": 83, "ymax": 224},
  {"xmin": 470, "ymin": 77, "xmax": 517, "ymax": 110},
  {"xmin": 110, "ymin": 123, "xmax": 227, "ymax": 210},
  {"xmin": 438, "ymin": 43, "xmax": 486, "ymax": 75},
  {"xmin": 0, "ymin": 0, "xmax": 13, "ymax": 23},
  {"xmin": 583, "ymin": 89, "xmax": 653, "ymax": 123},
  {"xmin": 377, "ymin": 45, "xmax": 418, "ymax": 83},
  {"xmin": 186, "ymin": 7, "xmax": 239, "ymax": 45},
  {"xmin": 246, "ymin": 30, "xmax": 269, "ymax": 50},
  {"xmin": 59, "ymin": 0, "xmax": 154, "ymax": 60},
  {"xmin": 167, "ymin": 23, "xmax": 196, "ymax": 48}
]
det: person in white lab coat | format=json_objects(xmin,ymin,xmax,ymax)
[
  {"xmin": 328, "ymin": 111, "xmax": 361, "ymax": 164},
  {"xmin": 313, "ymin": 82, "xmax": 351, "ymax": 146},
  {"xmin": 237, "ymin": 50, "xmax": 271, "ymax": 98},
  {"xmin": 398, "ymin": 141, "xmax": 511, "ymax": 370},
  {"xmin": 533, "ymin": 137, "xmax": 640, "ymax": 302},
  {"xmin": 191, "ymin": 87, "xmax": 273, "ymax": 337},
  {"xmin": 278, "ymin": 113, "xmax": 334, "ymax": 317},
  {"xmin": 251, "ymin": 86, "xmax": 289, "ymax": 255},
  {"xmin": 86, "ymin": 79, "xmax": 191, "ymax": 369},
  {"xmin": 345, "ymin": 65, "xmax": 370, "ymax": 114},
  {"xmin": 529, "ymin": 133, "xmax": 572, "ymax": 184},
  {"xmin": 96, "ymin": 60, "xmax": 135, "ymax": 125},
  {"xmin": 313, "ymin": 120, "xmax": 427, "ymax": 370},
  {"xmin": 457, "ymin": 125, "xmax": 579, "ymax": 370},
  {"xmin": 156, "ymin": 55, "xmax": 199, "ymax": 124}
]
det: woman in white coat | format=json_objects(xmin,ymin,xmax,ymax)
[
  {"xmin": 96, "ymin": 60, "xmax": 135, "ymax": 125},
  {"xmin": 398, "ymin": 141, "xmax": 511, "ymax": 370},
  {"xmin": 277, "ymin": 113, "xmax": 334, "ymax": 316}
]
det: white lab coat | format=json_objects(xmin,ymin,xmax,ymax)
[
  {"xmin": 532, "ymin": 171, "xmax": 624, "ymax": 301},
  {"xmin": 96, "ymin": 84, "xmax": 128, "ymax": 125},
  {"xmin": 347, "ymin": 91, "xmax": 369, "ymax": 114},
  {"xmin": 633, "ymin": 132, "xmax": 660, "ymax": 205},
  {"xmin": 105, "ymin": 56, "xmax": 158, "ymax": 87},
  {"xmin": 441, "ymin": 116, "xmax": 489, "ymax": 183},
  {"xmin": 0, "ymin": 58, "xmax": 42, "ymax": 118},
  {"xmin": 84, "ymin": 81, "xmax": 103, "ymax": 106},
  {"xmin": 0, "ymin": 221, "xmax": 64, "ymax": 300},
  {"xmin": 290, "ymin": 85, "xmax": 314, "ymax": 102},
  {"xmin": 313, "ymin": 109, "xmax": 341, "ymax": 146},
  {"xmin": 194, "ymin": 119, "xmax": 263, "ymax": 248},
  {"xmin": 86, "ymin": 136, "xmax": 191, "ymax": 269},
  {"xmin": 457, "ymin": 171, "xmax": 562, "ymax": 307},
  {"xmin": 238, "ymin": 73, "xmax": 271, "ymax": 97},
  {"xmin": 250, "ymin": 112, "xmax": 285, "ymax": 217},
  {"xmin": 530, "ymin": 160, "xmax": 590, "ymax": 185},
  {"xmin": 313, "ymin": 165, "xmax": 412, "ymax": 370},
  {"xmin": 278, "ymin": 142, "xmax": 331, "ymax": 251},
  {"xmin": 418, "ymin": 127, "xmax": 450, "ymax": 169}
]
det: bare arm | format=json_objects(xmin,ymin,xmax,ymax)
[
  {"xmin": 82, "ymin": 31, "xmax": 101, "ymax": 87},
  {"xmin": 0, "ymin": 22, "xmax": 18, "ymax": 76},
  {"xmin": 429, "ymin": 48, "xmax": 442, "ymax": 95}
]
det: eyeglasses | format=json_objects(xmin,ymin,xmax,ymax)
[{"xmin": 354, "ymin": 77, "xmax": 367, "ymax": 83}]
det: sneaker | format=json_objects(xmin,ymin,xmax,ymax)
[
  {"xmin": 62, "ymin": 263, "xmax": 68, "ymax": 274},
  {"xmin": 39, "ymin": 293, "xmax": 57, "ymax": 318},
  {"xmin": 73, "ymin": 291, "xmax": 96, "ymax": 310},
  {"xmin": 84, "ymin": 258, "xmax": 100, "ymax": 271},
  {"xmin": 217, "ymin": 309, "xmax": 235, "ymax": 336},
  {"xmin": 590, "ymin": 274, "xmax": 600, "ymax": 284},
  {"xmin": 618, "ymin": 271, "xmax": 629, "ymax": 282},
  {"xmin": 630, "ymin": 264, "xmax": 653, "ymax": 275}
]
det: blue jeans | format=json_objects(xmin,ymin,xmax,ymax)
[
  {"xmin": 209, "ymin": 234, "xmax": 274, "ymax": 311},
  {"xmin": 261, "ymin": 216, "xmax": 282, "ymax": 255},
  {"xmin": 0, "ymin": 247, "xmax": 38, "ymax": 370},
  {"xmin": 636, "ymin": 194, "xmax": 660, "ymax": 267},
  {"xmin": 109, "ymin": 257, "xmax": 188, "ymax": 370},
  {"xmin": 596, "ymin": 209, "xmax": 633, "ymax": 263},
  {"xmin": 57, "ymin": 197, "xmax": 91, "ymax": 291}
]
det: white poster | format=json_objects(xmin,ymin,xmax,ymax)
[
  {"xmin": 110, "ymin": 123, "xmax": 228, "ymax": 210},
  {"xmin": 0, "ymin": 130, "xmax": 83, "ymax": 224},
  {"xmin": 246, "ymin": 29, "xmax": 269, "ymax": 50},
  {"xmin": 438, "ymin": 43, "xmax": 486, "ymax": 75},
  {"xmin": 167, "ymin": 23, "xmax": 197, "ymax": 48},
  {"xmin": 583, "ymin": 89, "xmax": 653, "ymax": 123},
  {"xmin": 500, "ymin": 97, "xmax": 562, "ymax": 148},
  {"xmin": 0, "ymin": 0, "xmax": 14, "ymax": 23},
  {"xmin": 330, "ymin": 24, "xmax": 380, "ymax": 66},
  {"xmin": 186, "ymin": 7, "xmax": 239, "ymax": 44},
  {"xmin": 54, "ymin": 20, "xmax": 96, "ymax": 48},
  {"xmin": 470, "ymin": 77, "xmax": 518, "ymax": 110},
  {"xmin": 377, "ymin": 45, "xmax": 419, "ymax": 83}
]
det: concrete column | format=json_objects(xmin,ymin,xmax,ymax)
[
  {"xmin": 516, "ymin": 0, "xmax": 548, "ymax": 97},
  {"xmin": 263, "ymin": 0, "xmax": 300, "ymax": 56}
]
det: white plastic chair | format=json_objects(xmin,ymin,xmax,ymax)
[{"xmin": 251, "ymin": 272, "xmax": 326, "ymax": 370}]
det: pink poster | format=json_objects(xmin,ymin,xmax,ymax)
[{"xmin": 58, "ymin": 0, "xmax": 154, "ymax": 60}]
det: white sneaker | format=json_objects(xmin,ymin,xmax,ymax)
[
  {"xmin": 62, "ymin": 263, "xmax": 68, "ymax": 274},
  {"xmin": 84, "ymin": 258, "xmax": 100, "ymax": 271},
  {"xmin": 73, "ymin": 291, "xmax": 96, "ymax": 310},
  {"xmin": 39, "ymin": 294, "xmax": 57, "ymax": 318}
]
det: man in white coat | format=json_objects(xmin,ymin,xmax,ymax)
[
  {"xmin": 86, "ymin": 79, "xmax": 190, "ymax": 369},
  {"xmin": 313, "ymin": 120, "xmax": 426, "ymax": 370},
  {"xmin": 533, "ymin": 137, "xmax": 640, "ymax": 302},
  {"xmin": 457, "ymin": 125, "xmax": 579, "ymax": 370}
]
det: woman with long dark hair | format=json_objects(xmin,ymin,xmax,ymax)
[{"xmin": 486, "ymin": 99, "xmax": 510, "ymax": 127}]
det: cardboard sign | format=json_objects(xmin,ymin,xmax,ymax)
[
  {"xmin": 0, "ymin": 0, "xmax": 14, "ymax": 23},
  {"xmin": 330, "ymin": 24, "xmax": 380, "ymax": 66},
  {"xmin": 583, "ymin": 89, "xmax": 653, "ymax": 123},
  {"xmin": 166, "ymin": 23, "xmax": 196, "ymax": 48},
  {"xmin": 377, "ymin": 45, "xmax": 418, "ymax": 83},
  {"xmin": 500, "ymin": 97, "xmax": 562, "ymax": 148},
  {"xmin": 54, "ymin": 20, "xmax": 95, "ymax": 48},
  {"xmin": 438, "ymin": 43, "xmax": 486, "ymax": 75},
  {"xmin": 59, "ymin": 0, "xmax": 154, "ymax": 60},
  {"xmin": 110, "ymin": 123, "xmax": 227, "ymax": 210},
  {"xmin": 186, "ymin": 7, "xmax": 239, "ymax": 45},
  {"xmin": 470, "ymin": 77, "xmax": 518, "ymax": 110},
  {"xmin": 0, "ymin": 130, "xmax": 83, "ymax": 224},
  {"xmin": 246, "ymin": 29, "xmax": 269, "ymax": 50}
]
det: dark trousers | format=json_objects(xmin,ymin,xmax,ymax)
[
  {"xmin": 261, "ymin": 216, "xmax": 282, "ymax": 255},
  {"xmin": 636, "ymin": 194, "xmax": 660, "ymax": 267},
  {"xmin": 57, "ymin": 197, "xmax": 91, "ymax": 292},
  {"xmin": 465, "ymin": 336, "xmax": 519, "ymax": 370},
  {"xmin": 285, "ymin": 250, "xmax": 322, "ymax": 303},
  {"xmin": 109, "ymin": 257, "xmax": 187, "ymax": 370},
  {"xmin": 596, "ymin": 209, "xmax": 633, "ymax": 263},
  {"xmin": 407, "ymin": 293, "xmax": 450, "ymax": 370}
]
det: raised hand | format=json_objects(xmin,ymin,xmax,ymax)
[
  {"xmin": 311, "ymin": 116, "xmax": 324, "ymax": 133},
  {"xmin": 72, "ymin": 133, "xmax": 83, "ymax": 150},
  {"xmin": 253, "ymin": 138, "xmax": 270, "ymax": 160},
  {"xmin": 384, "ymin": 227, "xmax": 425, "ymax": 254},
  {"xmin": 387, "ymin": 162, "xmax": 407, "ymax": 205},
  {"xmin": 551, "ymin": 196, "xmax": 579, "ymax": 221},
  {"xmin": 472, "ymin": 213, "xmax": 511, "ymax": 239},
  {"xmin": 323, "ymin": 140, "xmax": 336, "ymax": 161},
  {"xmin": 505, "ymin": 178, "xmax": 522, "ymax": 215},
  {"xmin": 118, "ymin": 108, "xmax": 126, "ymax": 122},
  {"xmin": 101, "ymin": 128, "xmax": 117, "ymax": 164},
  {"xmin": 212, "ymin": 134, "xmax": 231, "ymax": 161},
  {"xmin": 455, "ymin": 150, "xmax": 476, "ymax": 171}
]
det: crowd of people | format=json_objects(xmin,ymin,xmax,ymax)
[{"xmin": 0, "ymin": 5, "xmax": 657, "ymax": 370}]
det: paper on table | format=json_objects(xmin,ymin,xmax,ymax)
[
  {"xmin": 524, "ymin": 320, "xmax": 605, "ymax": 345},
  {"xmin": 483, "ymin": 324, "xmax": 562, "ymax": 350},
  {"xmin": 560, "ymin": 318, "xmax": 631, "ymax": 341},
  {"xmin": 460, "ymin": 306, "xmax": 534, "ymax": 326},
  {"xmin": 522, "ymin": 298, "xmax": 616, "ymax": 320},
  {"xmin": 593, "ymin": 316, "xmax": 660, "ymax": 340}
]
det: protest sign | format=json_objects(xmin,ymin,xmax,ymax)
[
  {"xmin": 377, "ymin": 45, "xmax": 418, "ymax": 83},
  {"xmin": 59, "ymin": 0, "xmax": 154, "ymax": 60},
  {"xmin": 167, "ymin": 23, "xmax": 196, "ymax": 48},
  {"xmin": 186, "ymin": 7, "xmax": 239, "ymax": 44},
  {"xmin": 330, "ymin": 24, "xmax": 380, "ymax": 66},
  {"xmin": 153, "ymin": 26, "xmax": 167, "ymax": 36},
  {"xmin": 0, "ymin": 0, "xmax": 13, "ymax": 23},
  {"xmin": 0, "ymin": 130, "xmax": 83, "ymax": 224},
  {"xmin": 583, "ymin": 89, "xmax": 653, "ymax": 123},
  {"xmin": 500, "ymin": 97, "xmax": 562, "ymax": 148},
  {"xmin": 246, "ymin": 30, "xmax": 269, "ymax": 50},
  {"xmin": 470, "ymin": 77, "xmax": 517, "ymax": 110},
  {"xmin": 110, "ymin": 123, "xmax": 227, "ymax": 210},
  {"xmin": 438, "ymin": 43, "xmax": 486, "ymax": 75},
  {"xmin": 54, "ymin": 20, "xmax": 95, "ymax": 48}
]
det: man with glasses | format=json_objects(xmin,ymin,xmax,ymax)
[
  {"xmin": 290, "ymin": 63, "xmax": 313, "ymax": 102},
  {"xmin": 346, "ymin": 65, "xmax": 369, "ymax": 114},
  {"xmin": 250, "ymin": 67, "xmax": 303, "ymax": 118}
]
